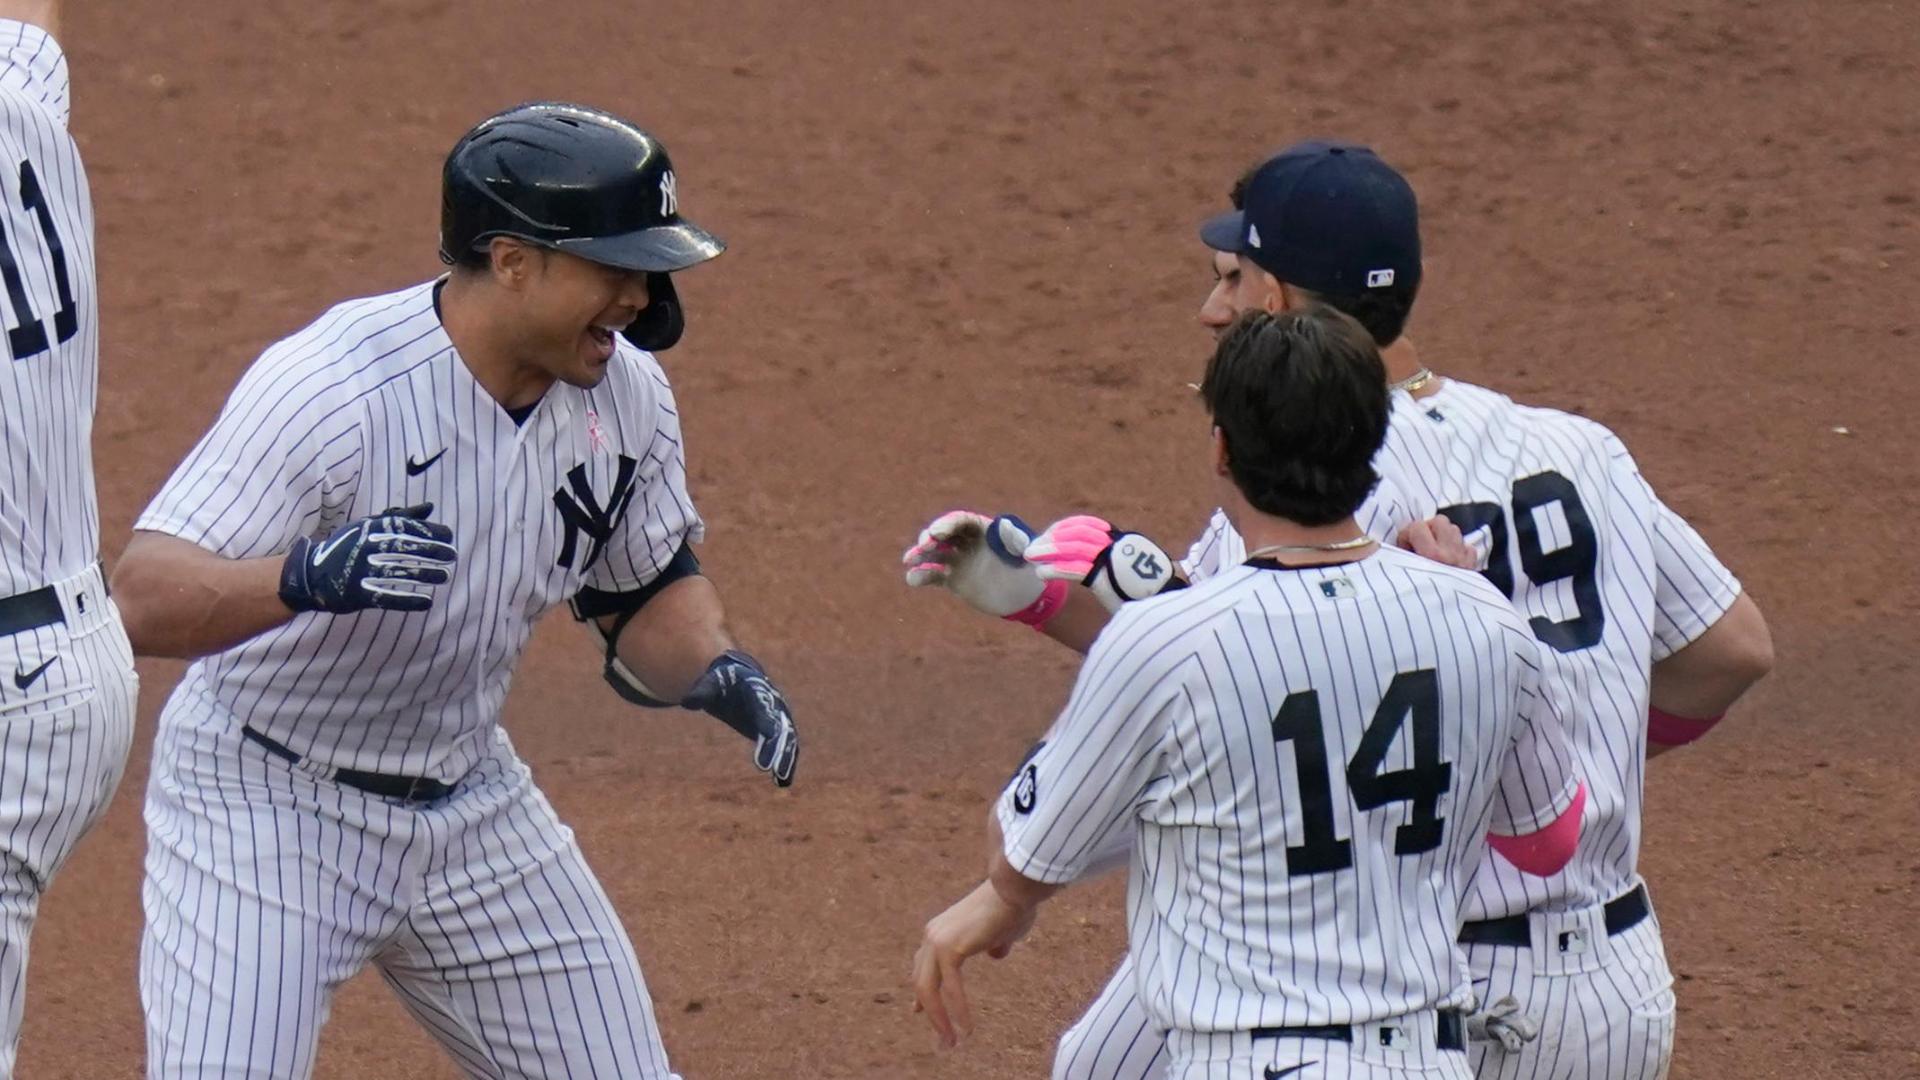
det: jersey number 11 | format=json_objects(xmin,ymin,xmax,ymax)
[{"xmin": 0, "ymin": 159, "xmax": 77, "ymax": 361}]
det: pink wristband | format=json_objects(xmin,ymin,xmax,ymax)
[
  {"xmin": 1647, "ymin": 706, "xmax": 1723, "ymax": 747},
  {"xmin": 1003, "ymin": 579, "xmax": 1069, "ymax": 629}
]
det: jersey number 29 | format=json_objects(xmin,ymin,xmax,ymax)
[
  {"xmin": 0, "ymin": 159, "xmax": 77, "ymax": 361},
  {"xmin": 1440, "ymin": 471, "xmax": 1605, "ymax": 653},
  {"xmin": 1272, "ymin": 669, "xmax": 1452, "ymax": 876}
]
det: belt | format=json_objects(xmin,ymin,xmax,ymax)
[
  {"xmin": 1458, "ymin": 883, "xmax": 1651, "ymax": 948},
  {"xmin": 241, "ymin": 725, "xmax": 455, "ymax": 803},
  {"xmin": 1251, "ymin": 1012, "xmax": 1464, "ymax": 1052},
  {"xmin": 0, "ymin": 585, "xmax": 64, "ymax": 637}
]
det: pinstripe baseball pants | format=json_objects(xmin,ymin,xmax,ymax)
[
  {"xmin": 1463, "ymin": 891, "xmax": 1675, "ymax": 1080},
  {"xmin": 0, "ymin": 569, "xmax": 137, "ymax": 1079},
  {"xmin": 140, "ymin": 677, "xmax": 679, "ymax": 1080}
]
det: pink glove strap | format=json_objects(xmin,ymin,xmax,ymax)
[
  {"xmin": 1647, "ymin": 706, "xmax": 1723, "ymax": 746},
  {"xmin": 1003, "ymin": 579, "xmax": 1069, "ymax": 629}
]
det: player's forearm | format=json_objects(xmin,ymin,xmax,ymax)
[
  {"xmin": 1648, "ymin": 592, "xmax": 1774, "ymax": 727},
  {"xmin": 600, "ymin": 574, "xmax": 735, "ymax": 702},
  {"xmin": 1039, "ymin": 587, "xmax": 1112, "ymax": 654},
  {"xmin": 111, "ymin": 531, "xmax": 297, "ymax": 659},
  {"xmin": 987, "ymin": 849, "xmax": 1065, "ymax": 912},
  {"xmin": 0, "ymin": 1, "xmax": 58, "ymax": 36}
]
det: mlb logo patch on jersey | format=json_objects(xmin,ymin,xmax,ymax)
[{"xmin": 1319, "ymin": 578, "xmax": 1357, "ymax": 600}]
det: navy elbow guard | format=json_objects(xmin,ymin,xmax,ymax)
[{"xmin": 570, "ymin": 540, "xmax": 702, "ymax": 707}]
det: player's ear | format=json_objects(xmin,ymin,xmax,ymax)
[
  {"xmin": 1211, "ymin": 426, "xmax": 1231, "ymax": 476},
  {"xmin": 488, "ymin": 238, "xmax": 532, "ymax": 289},
  {"xmin": 1267, "ymin": 276, "xmax": 1292, "ymax": 314}
]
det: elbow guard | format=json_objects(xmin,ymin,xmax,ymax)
[{"xmin": 570, "ymin": 540, "xmax": 702, "ymax": 708}]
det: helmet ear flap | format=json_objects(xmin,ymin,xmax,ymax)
[{"xmin": 621, "ymin": 272, "xmax": 685, "ymax": 352}]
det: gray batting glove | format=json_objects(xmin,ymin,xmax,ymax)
[{"xmin": 278, "ymin": 503, "xmax": 458, "ymax": 614}]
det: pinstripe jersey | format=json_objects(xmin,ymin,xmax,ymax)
[
  {"xmin": 997, "ymin": 545, "xmax": 1580, "ymax": 1033},
  {"xmin": 0, "ymin": 21, "xmax": 103, "ymax": 595},
  {"xmin": 1182, "ymin": 379, "xmax": 1741, "ymax": 921},
  {"xmin": 135, "ymin": 279, "xmax": 703, "ymax": 780}
]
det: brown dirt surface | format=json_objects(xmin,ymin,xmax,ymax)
[{"xmin": 22, "ymin": 0, "xmax": 1916, "ymax": 1077}]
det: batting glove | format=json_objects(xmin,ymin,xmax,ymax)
[
  {"xmin": 682, "ymin": 650, "xmax": 799, "ymax": 788},
  {"xmin": 1023, "ymin": 515, "xmax": 1179, "ymax": 613},
  {"xmin": 902, "ymin": 511, "xmax": 1065, "ymax": 626},
  {"xmin": 1464, "ymin": 994, "xmax": 1540, "ymax": 1052},
  {"xmin": 278, "ymin": 502, "xmax": 458, "ymax": 614}
]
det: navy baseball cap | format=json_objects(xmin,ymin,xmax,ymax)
[{"xmin": 1199, "ymin": 140, "xmax": 1420, "ymax": 295}]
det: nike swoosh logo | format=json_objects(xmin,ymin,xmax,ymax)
[
  {"xmin": 13, "ymin": 656, "xmax": 55, "ymax": 690},
  {"xmin": 1264, "ymin": 1065, "xmax": 1314, "ymax": 1080},
  {"xmin": 405, "ymin": 449, "xmax": 447, "ymax": 476}
]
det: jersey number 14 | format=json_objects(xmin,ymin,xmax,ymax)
[
  {"xmin": 1272, "ymin": 669, "xmax": 1452, "ymax": 876},
  {"xmin": 0, "ymin": 159, "xmax": 77, "ymax": 361}
]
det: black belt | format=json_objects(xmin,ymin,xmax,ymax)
[
  {"xmin": 1251, "ymin": 1011, "xmax": 1464, "ymax": 1052},
  {"xmin": 0, "ymin": 585, "xmax": 64, "ymax": 637},
  {"xmin": 1458, "ymin": 884, "xmax": 1651, "ymax": 948},
  {"xmin": 241, "ymin": 725, "xmax": 455, "ymax": 803}
]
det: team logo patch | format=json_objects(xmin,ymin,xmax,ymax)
[
  {"xmin": 1012, "ymin": 763, "xmax": 1038, "ymax": 814},
  {"xmin": 553, "ymin": 454, "xmax": 639, "ymax": 572}
]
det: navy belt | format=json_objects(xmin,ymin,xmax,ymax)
[
  {"xmin": 1251, "ymin": 1011, "xmax": 1464, "ymax": 1052},
  {"xmin": 1458, "ymin": 883, "xmax": 1651, "ymax": 948},
  {"xmin": 0, "ymin": 585, "xmax": 64, "ymax": 637},
  {"xmin": 242, "ymin": 725, "xmax": 455, "ymax": 803}
]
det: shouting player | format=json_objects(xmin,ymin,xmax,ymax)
[
  {"xmin": 914, "ymin": 307, "xmax": 1587, "ymax": 1080},
  {"xmin": 0, "ymin": 3, "xmax": 139, "ymax": 1073},
  {"xmin": 909, "ymin": 142, "xmax": 1774, "ymax": 1078},
  {"xmin": 112, "ymin": 103, "xmax": 797, "ymax": 1079}
]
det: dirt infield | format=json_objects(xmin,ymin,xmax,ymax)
[{"xmin": 25, "ymin": 0, "xmax": 1917, "ymax": 1076}]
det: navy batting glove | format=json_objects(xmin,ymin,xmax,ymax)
[
  {"xmin": 682, "ymin": 650, "xmax": 799, "ymax": 788},
  {"xmin": 279, "ymin": 503, "xmax": 459, "ymax": 614}
]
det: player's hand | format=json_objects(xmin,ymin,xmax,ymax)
[
  {"xmin": 681, "ymin": 650, "xmax": 799, "ymax": 787},
  {"xmin": 1397, "ymin": 515, "xmax": 1478, "ymax": 570},
  {"xmin": 278, "ymin": 503, "xmax": 458, "ymax": 614},
  {"xmin": 1023, "ymin": 515, "xmax": 1178, "ymax": 613},
  {"xmin": 911, "ymin": 880, "xmax": 1037, "ymax": 1049},
  {"xmin": 902, "ymin": 511, "xmax": 1052, "ymax": 619}
]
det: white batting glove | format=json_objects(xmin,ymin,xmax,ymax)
[
  {"xmin": 1464, "ymin": 994, "xmax": 1540, "ymax": 1053},
  {"xmin": 1023, "ymin": 515, "xmax": 1178, "ymax": 614},
  {"xmin": 902, "ymin": 511, "xmax": 1063, "ymax": 624}
]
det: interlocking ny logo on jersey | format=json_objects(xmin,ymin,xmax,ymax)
[{"xmin": 553, "ymin": 455, "xmax": 639, "ymax": 573}]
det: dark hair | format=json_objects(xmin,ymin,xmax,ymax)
[
  {"xmin": 1226, "ymin": 161, "xmax": 1419, "ymax": 347},
  {"xmin": 1200, "ymin": 307, "xmax": 1389, "ymax": 525}
]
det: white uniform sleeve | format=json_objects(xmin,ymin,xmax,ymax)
[
  {"xmin": 1606, "ymin": 437, "xmax": 1742, "ymax": 660},
  {"xmin": 1180, "ymin": 510, "xmax": 1232, "ymax": 583},
  {"xmin": 1356, "ymin": 469, "xmax": 1421, "ymax": 545},
  {"xmin": 996, "ymin": 606, "xmax": 1183, "ymax": 884},
  {"xmin": 584, "ymin": 356, "xmax": 705, "ymax": 593},
  {"xmin": 1488, "ymin": 631, "xmax": 1582, "ymax": 837},
  {"xmin": 135, "ymin": 349, "xmax": 363, "ymax": 559},
  {"xmin": 0, "ymin": 20, "xmax": 68, "ymax": 128}
]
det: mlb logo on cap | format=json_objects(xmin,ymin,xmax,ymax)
[{"xmin": 1367, "ymin": 268, "xmax": 1395, "ymax": 288}]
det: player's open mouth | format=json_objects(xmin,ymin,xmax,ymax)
[{"xmin": 586, "ymin": 325, "xmax": 616, "ymax": 360}]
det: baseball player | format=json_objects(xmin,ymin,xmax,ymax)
[
  {"xmin": 111, "ymin": 103, "xmax": 798, "ymax": 1079},
  {"xmin": 914, "ymin": 307, "xmax": 1587, "ymax": 1080},
  {"xmin": 0, "ymin": 3, "xmax": 139, "ymax": 1075},
  {"xmin": 910, "ymin": 142, "xmax": 1774, "ymax": 1079}
]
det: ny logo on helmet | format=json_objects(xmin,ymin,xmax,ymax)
[{"xmin": 659, "ymin": 171, "xmax": 678, "ymax": 217}]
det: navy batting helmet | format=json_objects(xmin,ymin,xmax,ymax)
[{"xmin": 439, "ymin": 102, "xmax": 725, "ymax": 352}]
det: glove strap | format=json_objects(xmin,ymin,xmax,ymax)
[
  {"xmin": 1002, "ymin": 579, "xmax": 1068, "ymax": 629},
  {"xmin": 277, "ymin": 536, "xmax": 317, "ymax": 613}
]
